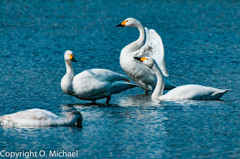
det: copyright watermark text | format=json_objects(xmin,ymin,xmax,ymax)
[{"xmin": 0, "ymin": 150, "xmax": 79, "ymax": 158}]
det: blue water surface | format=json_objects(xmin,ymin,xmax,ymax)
[{"xmin": 0, "ymin": 0, "xmax": 239, "ymax": 158}]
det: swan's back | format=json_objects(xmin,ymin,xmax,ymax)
[
  {"xmin": 160, "ymin": 84, "xmax": 228, "ymax": 100},
  {"xmin": 0, "ymin": 109, "xmax": 82, "ymax": 127},
  {"xmin": 74, "ymin": 69, "xmax": 130, "ymax": 82},
  {"xmin": 0, "ymin": 109, "xmax": 58, "ymax": 125},
  {"xmin": 72, "ymin": 69, "xmax": 137, "ymax": 100}
]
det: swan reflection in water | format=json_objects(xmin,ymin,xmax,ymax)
[
  {"xmin": 61, "ymin": 94, "xmax": 165, "ymax": 127},
  {"xmin": 61, "ymin": 94, "xmax": 161, "ymax": 109},
  {"xmin": 61, "ymin": 94, "xmax": 168, "ymax": 156}
]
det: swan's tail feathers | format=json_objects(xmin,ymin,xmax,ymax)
[
  {"xmin": 212, "ymin": 89, "xmax": 229, "ymax": 99},
  {"xmin": 121, "ymin": 79, "xmax": 138, "ymax": 88},
  {"xmin": 128, "ymin": 83, "xmax": 138, "ymax": 88},
  {"xmin": 0, "ymin": 116, "xmax": 6, "ymax": 123},
  {"xmin": 123, "ymin": 78, "xmax": 131, "ymax": 82},
  {"xmin": 111, "ymin": 81, "xmax": 137, "ymax": 95}
]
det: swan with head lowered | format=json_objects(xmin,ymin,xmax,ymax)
[
  {"xmin": 61, "ymin": 50, "xmax": 137, "ymax": 104},
  {"xmin": 0, "ymin": 109, "xmax": 82, "ymax": 128},
  {"xmin": 116, "ymin": 17, "xmax": 176, "ymax": 93},
  {"xmin": 134, "ymin": 56, "xmax": 229, "ymax": 101}
]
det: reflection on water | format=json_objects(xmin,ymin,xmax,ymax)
[{"xmin": 118, "ymin": 94, "xmax": 160, "ymax": 107}]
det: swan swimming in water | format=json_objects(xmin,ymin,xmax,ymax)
[
  {"xmin": 116, "ymin": 17, "xmax": 176, "ymax": 93},
  {"xmin": 61, "ymin": 50, "xmax": 137, "ymax": 104},
  {"xmin": 0, "ymin": 109, "xmax": 82, "ymax": 128},
  {"xmin": 134, "ymin": 56, "xmax": 229, "ymax": 101}
]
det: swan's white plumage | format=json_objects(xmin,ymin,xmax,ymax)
[
  {"xmin": 0, "ymin": 109, "xmax": 82, "ymax": 127},
  {"xmin": 134, "ymin": 56, "xmax": 228, "ymax": 101},
  {"xmin": 137, "ymin": 27, "xmax": 168, "ymax": 77},
  {"xmin": 159, "ymin": 84, "xmax": 228, "ymax": 100},
  {"xmin": 61, "ymin": 50, "xmax": 136, "ymax": 103},
  {"xmin": 117, "ymin": 18, "xmax": 175, "ymax": 91},
  {"xmin": 72, "ymin": 69, "xmax": 136, "ymax": 100}
]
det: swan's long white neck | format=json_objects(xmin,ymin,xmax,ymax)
[
  {"xmin": 58, "ymin": 116, "xmax": 75, "ymax": 125},
  {"xmin": 61, "ymin": 60, "xmax": 74, "ymax": 95},
  {"xmin": 65, "ymin": 60, "xmax": 74, "ymax": 74},
  {"xmin": 51, "ymin": 114, "xmax": 80, "ymax": 126},
  {"xmin": 123, "ymin": 23, "xmax": 145, "ymax": 53},
  {"xmin": 151, "ymin": 62, "xmax": 165, "ymax": 100}
]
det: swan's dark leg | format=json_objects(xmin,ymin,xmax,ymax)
[
  {"xmin": 91, "ymin": 100, "xmax": 96, "ymax": 104},
  {"xmin": 145, "ymin": 90, "xmax": 149, "ymax": 94},
  {"xmin": 106, "ymin": 96, "xmax": 111, "ymax": 104}
]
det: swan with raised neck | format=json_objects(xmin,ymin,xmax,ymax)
[
  {"xmin": 119, "ymin": 18, "xmax": 146, "ymax": 53},
  {"xmin": 61, "ymin": 50, "xmax": 77, "ymax": 95},
  {"xmin": 116, "ymin": 17, "xmax": 176, "ymax": 92}
]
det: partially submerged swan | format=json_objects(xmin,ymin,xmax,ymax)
[
  {"xmin": 0, "ymin": 109, "xmax": 82, "ymax": 128},
  {"xmin": 61, "ymin": 50, "xmax": 137, "ymax": 104},
  {"xmin": 134, "ymin": 56, "xmax": 229, "ymax": 101},
  {"xmin": 116, "ymin": 17, "xmax": 176, "ymax": 92}
]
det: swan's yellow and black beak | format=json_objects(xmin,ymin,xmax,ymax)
[
  {"xmin": 116, "ymin": 20, "xmax": 127, "ymax": 27},
  {"xmin": 134, "ymin": 57, "xmax": 147, "ymax": 62},
  {"xmin": 69, "ymin": 54, "xmax": 77, "ymax": 62}
]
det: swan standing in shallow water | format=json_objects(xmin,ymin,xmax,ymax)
[
  {"xmin": 116, "ymin": 17, "xmax": 176, "ymax": 93},
  {"xmin": 134, "ymin": 57, "xmax": 229, "ymax": 101},
  {"xmin": 0, "ymin": 109, "xmax": 82, "ymax": 128},
  {"xmin": 61, "ymin": 50, "xmax": 137, "ymax": 104}
]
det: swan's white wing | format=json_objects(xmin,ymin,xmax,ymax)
[
  {"xmin": 137, "ymin": 27, "xmax": 169, "ymax": 77},
  {"xmin": 160, "ymin": 84, "xmax": 228, "ymax": 100},
  {"xmin": 78, "ymin": 69, "xmax": 133, "ymax": 83},
  {"xmin": 92, "ymin": 69, "xmax": 131, "ymax": 82},
  {"xmin": 0, "ymin": 109, "xmax": 59, "ymax": 126},
  {"xmin": 72, "ymin": 69, "xmax": 136, "ymax": 99},
  {"xmin": 0, "ymin": 109, "xmax": 56, "ymax": 121},
  {"xmin": 25, "ymin": 109, "xmax": 59, "ymax": 120}
]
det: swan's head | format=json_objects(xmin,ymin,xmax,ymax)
[
  {"xmin": 116, "ymin": 18, "xmax": 141, "ymax": 27},
  {"xmin": 67, "ymin": 111, "xmax": 83, "ymax": 128},
  {"xmin": 64, "ymin": 50, "xmax": 77, "ymax": 62},
  {"xmin": 134, "ymin": 56, "xmax": 155, "ymax": 69}
]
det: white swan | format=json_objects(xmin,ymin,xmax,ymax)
[
  {"xmin": 0, "ymin": 109, "xmax": 82, "ymax": 128},
  {"xmin": 61, "ymin": 50, "xmax": 137, "ymax": 104},
  {"xmin": 116, "ymin": 17, "xmax": 176, "ymax": 93},
  {"xmin": 134, "ymin": 57, "xmax": 229, "ymax": 101}
]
